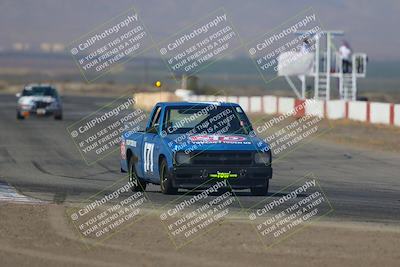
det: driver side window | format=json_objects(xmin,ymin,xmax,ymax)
[{"xmin": 148, "ymin": 107, "xmax": 162, "ymax": 133}]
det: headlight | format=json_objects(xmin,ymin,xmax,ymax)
[
  {"xmin": 254, "ymin": 152, "xmax": 270, "ymax": 164},
  {"xmin": 175, "ymin": 152, "xmax": 191, "ymax": 164}
]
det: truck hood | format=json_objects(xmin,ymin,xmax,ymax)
[
  {"xmin": 162, "ymin": 133, "xmax": 270, "ymax": 152},
  {"xmin": 18, "ymin": 96, "xmax": 54, "ymax": 105}
]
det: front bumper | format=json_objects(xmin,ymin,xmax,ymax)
[
  {"xmin": 171, "ymin": 165, "xmax": 272, "ymax": 189},
  {"xmin": 18, "ymin": 106, "xmax": 61, "ymax": 116}
]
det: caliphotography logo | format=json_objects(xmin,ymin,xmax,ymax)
[{"xmin": 0, "ymin": 1, "xmax": 399, "ymax": 267}]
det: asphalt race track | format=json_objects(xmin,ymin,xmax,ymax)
[{"xmin": 0, "ymin": 94, "xmax": 399, "ymax": 224}]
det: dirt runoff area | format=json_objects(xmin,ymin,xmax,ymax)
[
  {"xmin": 0, "ymin": 203, "xmax": 398, "ymax": 267},
  {"xmin": 249, "ymin": 113, "xmax": 400, "ymax": 153}
]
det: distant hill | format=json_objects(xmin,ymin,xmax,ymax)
[{"xmin": 0, "ymin": 52, "xmax": 399, "ymax": 95}]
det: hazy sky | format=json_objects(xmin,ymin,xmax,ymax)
[{"xmin": 0, "ymin": 0, "xmax": 399, "ymax": 60}]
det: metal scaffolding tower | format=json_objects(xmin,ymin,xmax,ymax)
[{"xmin": 278, "ymin": 30, "xmax": 367, "ymax": 101}]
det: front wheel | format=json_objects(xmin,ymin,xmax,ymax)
[
  {"xmin": 250, "ymin": 180, "xmax": 269, "ymax": 196},
  {"xmin": 54, "ymin": 113, "xmax": 63, "ymax": 120},
  {"xmin": 160, "ymin": 159, "xmax": 177, "ymax": 195},
  {"xmin": 128, "ymin": 157, "xmax": 146, "ymax": 191},
  {"xmin": 17, "ymin": 112, "xmax": 25, "ymax": 120}
]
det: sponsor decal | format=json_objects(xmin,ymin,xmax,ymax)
[
  {"xmin": 143, "ymin": 142, "xmax": 154, "ymax": 173},
  {"xmin": 209, "ymin": 171, "xmax": 238, "ymax": 179},
  {"xmin": 126, "ymin": 140, "xmax": 137, "ymax": 147},
  {"xmin": 189, "ymin": 135, "xmax": 250, "ymax": 144}
]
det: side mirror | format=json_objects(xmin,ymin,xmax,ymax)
[
  {"xmin": 146, "ymin": 126, "xmax": 158, "ymax": 134},
  {"xmin": 16, "ymin": 93, "xmax": 21, "ymax": 98}
]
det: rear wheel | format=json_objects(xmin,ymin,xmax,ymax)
[
  {"xmin": 250, "ymin": 180, "xmax": 269, "ymax": 196},
  {"xmin": 128, "ymin": 157, "xmax": 146, "ymax": 191},
  {"xmin": 160, "ymin": 159, "xmax": 177, "ymax": 195}
]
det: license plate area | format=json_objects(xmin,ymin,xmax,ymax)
[
  {"xmin": 208, "ymin": 171, "xmax": 238, "ymax": 179},
  {"xmin": 36, "ymin": 108, "xmax": 46, "ymax": 115}
]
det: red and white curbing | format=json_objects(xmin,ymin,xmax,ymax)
[
  {"xmin": 0, "ymin": 181, "xmax": 44, "ymax": 204},
  {"xmin": 188, "ymin": 95, "xmax": 400, "ymax": 127}
]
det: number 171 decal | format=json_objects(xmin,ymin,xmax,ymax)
[{"xmin": 144, "ymin": 142, "xmax": 154, "ymax": 173}]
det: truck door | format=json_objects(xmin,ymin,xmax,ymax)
[{"xmin": 142, "ymin": 106, "xmax": 162, "ymax": 181}]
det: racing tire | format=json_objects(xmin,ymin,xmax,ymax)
[
  {"xmin": 128, "ymin": 157, "xmax": 146, "ymax": 192},
  {"xmin": 250, "ymin": 180, "xmax": 269, "ymax": 196},
  {"xmin": 160, "ymin": 159, "xmax": 178, "ymax": 195},
  {"xmin": 54, "ymin": 113, "xmax": 63, "ymax": 120},
  {"xmin": 17, "ymin": 112, "xmax": 24, "ymax": 120}
]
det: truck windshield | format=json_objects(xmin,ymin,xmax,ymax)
[
  {"xmin": 163, "ymin": 105, "xmax": 252, "ymax": 135},
  {"xmin": 22, "ymin": 86, "xmax": 55, "ymax": 97}
]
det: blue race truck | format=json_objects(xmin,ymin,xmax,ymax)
[{"xmin": 120, "ymin": 101, "xmax": 272, "ymax": 195}]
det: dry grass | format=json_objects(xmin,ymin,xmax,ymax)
[
  {"xmin": 248, "ymin": 113, "xmax": 400, "ymax": 153},
  {"xmin": 318, "ymin": 119, "xmax": 400, "ymax": 152}
]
